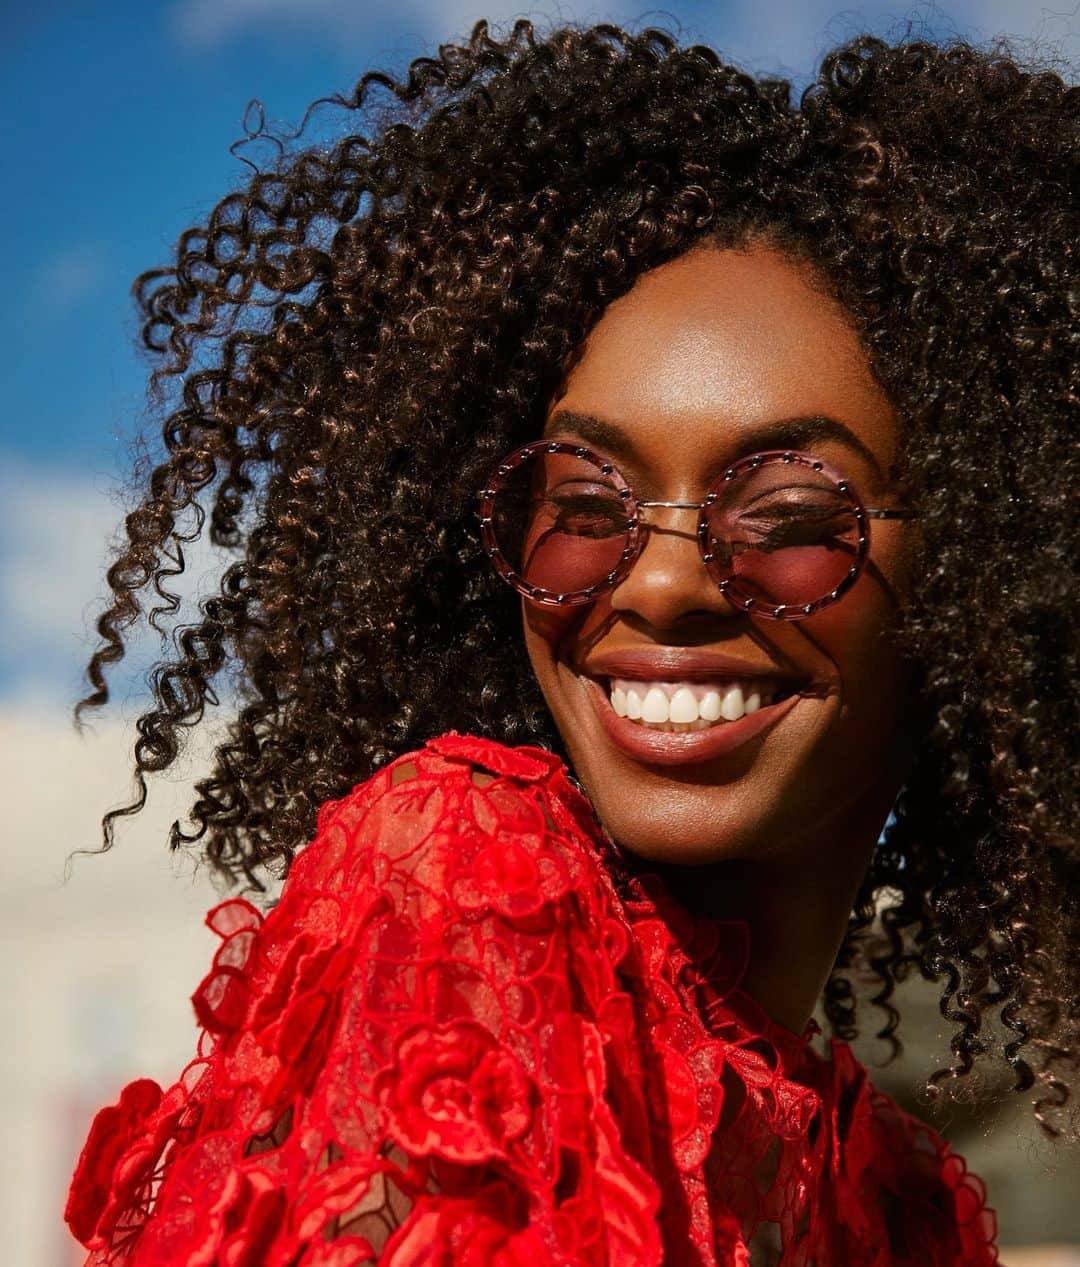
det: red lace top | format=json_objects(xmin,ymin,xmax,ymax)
[{"xmin": 65, "ymin": 731, "xmax": 999, "ymax": 1266}]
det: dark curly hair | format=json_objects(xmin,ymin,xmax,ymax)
[{"xmin": 70, "ymin": 19, "xmax": 1078, "ymax": 1139}]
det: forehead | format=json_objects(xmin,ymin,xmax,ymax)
[{"xmin": 544, "ymin": 242, "xmax": 899, "ymax": 488}]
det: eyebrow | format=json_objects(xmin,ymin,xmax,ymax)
[{"xmin": 543, "ymin": 408, "xmax": 884, "ymax": 483}]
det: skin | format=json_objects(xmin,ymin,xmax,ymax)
[{"xmin": 522, "ymin": 240, "xmax": 920, "ymax": 1034}]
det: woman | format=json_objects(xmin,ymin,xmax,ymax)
[{"xmin": 63, "ymin": 19, "xmax": 1076, "ymax": 1265}]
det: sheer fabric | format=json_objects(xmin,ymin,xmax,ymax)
[{"xmin": 65, "ymin": 731, "xmax": 999, "ymax": 1265}]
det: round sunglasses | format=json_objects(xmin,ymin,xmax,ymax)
[{"xmin": 477, "ymin": 441, "xmax": 915, "ymax": 619}]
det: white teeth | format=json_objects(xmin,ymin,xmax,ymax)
[
  {"xmin": 699, "ymin": 690, "xmax": 722, "ymax": 722},
  {"xmin": 668, "ymin": 687, "xmax": 698, "ymax": 723},
  {"xmin": 641, "ymin": 687, "xmax": 670, "ymax": 723},
  {"xmin": 719, "ymin": 684, "xmax": 745, "ymax": 721},
  {"xmin": 603, "ymin": 677, "xmax": 786, "ymax": 730}
]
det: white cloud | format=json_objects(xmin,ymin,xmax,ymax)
[
  {"xmin": 0, "ymin": 455, "xmax": 118, "ymax": 663},
  {"xmin": 947, "ymin": 0, "xmax": 1078, "ymax": 65},
  {"xmin": 169, "ymin": 0, "xmax": 1077, "ymax": 70},
  {"xmin": 30, "ymin": 242, "xmax": 108, "ymax": 316},
  {"xmin": 693, "ymin": 1, "xmax": 1076, "ymax": 86},
  {"xmin": 172, "ymin": 0, "xmax": 358, "ymax": 46},
  {"xmin": 170, "ymin": 0, "xmax": 643, "ymax": 49}
]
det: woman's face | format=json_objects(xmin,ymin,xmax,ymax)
[{"xmin": 523, "ymin": 242, "xmax": 918, "ymax": 867}]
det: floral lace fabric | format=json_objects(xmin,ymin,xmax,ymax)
[{"xmin": 65, "ymin": 731, "xmax": 999, "ymax": 1266}]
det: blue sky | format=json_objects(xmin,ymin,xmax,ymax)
[{"xmin": 2, "ymin": 0, "xmax": 1076, "ymax": 711}]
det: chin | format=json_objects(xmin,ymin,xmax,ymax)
[{"xmin": 575, "ymin": 766, "xmax": 817, "ymax": 867}]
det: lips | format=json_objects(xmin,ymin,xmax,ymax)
[
  {"xmin": 583, "ymin": 647, "xmax": 803, "ymax": 685},
  {"xmin": 574, "ymin": 648, "xmax": 807, "ymax": 768}
]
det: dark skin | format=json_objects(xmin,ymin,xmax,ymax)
[{"xmin": 523, "ymin": 241, "xmax": 920, "ymax": 1034}]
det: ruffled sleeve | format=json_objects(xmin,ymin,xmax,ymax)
[
  {"xmin": 64, "ymin": 733, "xmax": 665, "ymax": 1266},
  {"xmin": 823, "ymin": 1040, "xmax": 999, "ymax": 1266}
]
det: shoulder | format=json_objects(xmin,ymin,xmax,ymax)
[
  {"xmin": 68, "ymin": 735, "xmax": 665, "ymax": 1265},
  {"xmin": 313, "ymin": 730, "xmax": 572, "ymax": 832},
  {"xmin": 287, "ymin": 731, "xmax": 606, "ymax": 920}
]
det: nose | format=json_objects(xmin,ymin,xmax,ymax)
[{"xmin": 609, "ymin": 504, "xmax": 741, "ymax": 628}]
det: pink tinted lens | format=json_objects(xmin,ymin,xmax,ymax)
[
  {"xmin": 489, "ymin": 450, "xmax": 630, "ymax": 596},
  {"xmin": 704, "ymin": 461, "xmax": 862, "ymax": 608}
]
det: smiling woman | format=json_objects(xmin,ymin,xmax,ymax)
[
  {"xmin": 63, "ymin": 17, "xmax": 1075, "ymax": 1267},
  {"xmin": 509, "ymin": 244, "xmax": 925, "ymax": 1031}
]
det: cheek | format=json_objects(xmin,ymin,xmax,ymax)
[
  {"xmin": 521, "ymin": 598, "xmax": 592, "ymax": 688},
  {"xmin": 521, "ymin": 524, "xmax": 627, "ymax": 596},
  {"xmin": 808, "ymin": 569, "xmax": 914, "ymax": 744}
]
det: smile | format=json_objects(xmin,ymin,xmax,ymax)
[{"xmin": 579, "ymin": 672, "xmax": 804, "ymax": 767}]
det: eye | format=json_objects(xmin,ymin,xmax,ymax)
[
  {"xmin": 737, "ymin": 500, "xmax": 856, "ymax": 551},
  {"xmin": 546, "ymin": 490, "xmax": 628, "ymax": 536}
]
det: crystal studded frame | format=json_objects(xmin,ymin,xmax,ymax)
[{"xmin": 477, "ymin": 441, "xmax": 874, "ymax": 620}]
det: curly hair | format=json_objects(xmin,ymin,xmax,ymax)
[{"xmin": 70, "ymin": 19, "xmax": 1077, "ymax": 1139}]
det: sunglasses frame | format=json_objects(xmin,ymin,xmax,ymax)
[{"xmin": 477, "ymin": 440, "xmax": 915, "ymax": 620}]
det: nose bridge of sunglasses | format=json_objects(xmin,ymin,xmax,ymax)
[
  {"xmin": 631, "ymin": 498, "xmax": 706, "ymax": 550},
  {"xmin": 635, "ymin": 498, "xmax": 702, "ymax": 512}
]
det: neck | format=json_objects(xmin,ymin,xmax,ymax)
[
  {"xmin": 716, "ymin": 854, "xmax": 872, "ymax": 1035},
  {"xmin": 656, "ymin": 792, "xmax": 893, "ymax": 1036}
]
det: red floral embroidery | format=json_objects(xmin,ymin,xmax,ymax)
[
  {"xmin": 199, "ymin": 1166, "xmax": 288, "ymax": 1267},
  {"xmin": 253, "ymin": 937, "xmax": 353, "ymax": 1109},
  {"xmin": 382, "ymin": 1182, "xmax": 555, "ymax": 1267},
  {"xmin": 65, "ymin": 1079, "xmax": 163, "ymax": 1246},
  {"xmin": 375, "ymin": 1021, "xmax": 536, "ymax": 1164},
  {"xmin": 943, "ymin": 1150, "xmax": 999, "ymax": 1255},
  {"xmin": 449, "ymin": 783, "xmax": 584, "ymax": 919},
  {"xmin": 65, "ymin": 732, "xmax": 1000, "ymax": 1267},
  {"xmin": 426, "ymin": 731, "xmax": 566, "ymax": 782},
  {"xmin": 295, "ymin": 1239, "xmax": 378, "ymax": 1266},
  {"xmin": 652, "ymin": 1015, "xmax": 728, "ymax": 1171},
  {"xmin": 191, "ymin": 899, "xmax": 263, "ymax": 1036},
  {"xmin": 290, "ymin": 1159, "xmax": 379, "ymax": 1242},
  {"xmin": 66, "ymin": 1078, "xmax": 193, "ymax": 1251}
]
